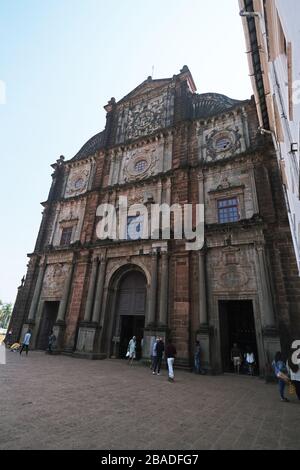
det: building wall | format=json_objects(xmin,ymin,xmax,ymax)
[
  {"xmin": 9, "ymin": 68, "xmax": 300, "ymax": 375},
  {"xmin": 240, "ymin": 0, "xmax": 300, "ymax": 272}
]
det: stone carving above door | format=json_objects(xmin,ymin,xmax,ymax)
[
  {"xmin": 42, "ymin": 263, "xmax": 69, "ymax": 298},
  {"xmin": 219, "ymin": 269, "xmax": 249, "ymax": 290}
]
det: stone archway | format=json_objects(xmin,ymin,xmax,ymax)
[{"xmin": 104, "ymin": 265, "xmax": 147, "ymax": 359}]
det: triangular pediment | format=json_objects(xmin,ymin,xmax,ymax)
[{"xmin": 117, "ymin": 78, "xmax": 173, "ymax": 105}]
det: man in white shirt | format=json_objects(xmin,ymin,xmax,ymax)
[{"xmin": 20, "ymin": 330, "xmax": 32, "ymax": 356}]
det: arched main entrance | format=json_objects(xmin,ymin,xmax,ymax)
[{"xmin": 113, "ymin": 270, "xmax": 147, "ymax": 360}]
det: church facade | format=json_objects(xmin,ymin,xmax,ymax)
[{"xmin": 9, "ymin": 67, "xmax": 300, "ymax": 376}]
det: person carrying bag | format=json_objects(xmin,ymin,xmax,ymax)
[{"xmin": 272, "ymin": 351, "xmax": 290, "ymax": 402}]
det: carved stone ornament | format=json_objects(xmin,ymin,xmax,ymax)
[
  {"xmin": 66, "ymin": 165, "xmax": 90, "ymax": 197},
  {"xmin": 219, "ymin": 269, "xmax": 249, "ymax": 289},
  {"xmin": 206, "ymin": 127, "xmax": 242, "ymax": 160},
  {"xmin": 123, "ymin": 143, "xmax": 159, "ymax": 182},
  {"xmin": 43, "ymin": 263, "xmax": 70, "ymax": 296},
  {"xmin": 125, "ymin": 98, "xmax": 164, "ymax": 140}
]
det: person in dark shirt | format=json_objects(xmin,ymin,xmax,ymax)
[
  {"xmin": 165, "ymin": 340, "xmax": 177, "ymax": 382},
  {"xmin": 48, "ymin": 331, "xmax": 56, "ymax": 354},
  {"xmin": 152, "ymin": 337, "xmax": 165, "ymax": 375},
  {"xmin": 194, "ymin": 340, "xmax": 201, "ymax": 374}
]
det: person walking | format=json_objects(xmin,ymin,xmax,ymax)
[
  {"xmin": 194, "ymin": 340, "xmax": 201, "ymax": 374},
  {"xmin": 6, "ymin": 330, "xmax": 13, "ymax": 347},
  {"xmin": 231, "ymin": 343, "xmax": 242, "ymax": 374},
  {"xmin": 244, "ymin": 347, "xmax": 256, "ymax": 375},
  {"xmin": 48, "ymin": 330, "xmax": 56, "ymax": 354},
  {"xmin": 272, "ymin": 351, "xmax": 290, "ymax": 402},
  {"xmin": 150, "ymin": 337, "xmax": 158, "ymax": 371},
  {"xmin": 127, "ymin": 336, "xmax": 136, "ymax": 365},
  {"xmin": 287, "ymin": 354, "xmax": 300, "ymax": 401},
  {"xmin": 165, "ymin": 339, "xmax": 177, "ymax": 382},
  {"xmin": 19, "ymin": 330, "xmax": 32, "ymax": 356},
  {"xmin": 153, "ymin": 337, "xmax": 165, "ymax": 375}
]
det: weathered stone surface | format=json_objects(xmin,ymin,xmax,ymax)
[{"xmin": 1, "ymin": 352, "xmax": 300, "ymax": 450}]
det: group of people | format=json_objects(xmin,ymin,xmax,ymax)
[
  {"xmin": 151, "ymin": 337, "xmax": 177, "ymax": 382},
  {"xmin": 127, "ymin": 335, "xmax": 177, "ymax": 382},
  {"xmin": 7, "ymin": 329, "xmax": 56, "ymax": 355},
  {"xmin": 230, "ymin": 343, "xmax": 256, "ymax": 375},
  {"xmin": 11, "ymin": 329, "xmax": 300, "ymax": 401},
  {"xmin": 272, "ymin": 350, "xmax": 300, "ymax": 402},
  {"xmin": 230, "ymin": 342, "xmax": 300, "ymax": 402}
]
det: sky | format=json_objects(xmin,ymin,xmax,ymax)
[{"xmin": 0, "ymin": 0, "xmax": 252, "ymax": 304}]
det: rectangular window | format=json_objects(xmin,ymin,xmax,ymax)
[
  {"xmin": 217, "ymin": 198, "xmax": 239, "ymax": 224},
  {"xmin": 60, "ymin": 226, "xmax": 73, "ymax": 246}
]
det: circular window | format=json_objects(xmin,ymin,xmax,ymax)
[
  {"xmin": 134, "ymin": 160, "xmax": 148, "ymax": 173},
  {"xmin": 74, "ymin": 177, "xmax": 84, "ymax": 190},
  {"xmin": 215, "ymin": 136, "xmax": 232, "ymax": 151}
]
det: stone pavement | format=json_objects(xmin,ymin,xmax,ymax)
[{"xmin": 0, "ymin": 351, "xmax": 299, "ymax": 450}]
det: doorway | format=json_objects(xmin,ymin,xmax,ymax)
[
  {"xmin": 114, "ymin": 270, "xmax": 146, "ymax": 360},
  {"xmin": 119, "ymin": 315, "xmax": 145, "ymax": 360},
  {"xmin": 37, "ymin": 301, "xmax": 60, "ymax": 350},
  {"xmin": 219, "ymin": 300, "xmax": 259, "ymax": 374}
]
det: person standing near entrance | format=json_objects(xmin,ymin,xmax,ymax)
[
  {"xmin": 20, "ymin": 330, "xmax": 32, "ymax": 356},
  {"xmin": 47, "ymin": 330, "xmax": 56, "ymax": 354},
  {"xmin": 151, "ymin": 337, "xmax": 158, "ymax": 371},
  {"xmin": 194, "ymin": 340, "xmax": 201, "ymax": 374},
  {"xmin": 244, "ymin": 347, "xmax": 256, "ymax": 375},
  {"xmin": 127, "ymin": 336, "xmax": 136, "ymax": 365},
  {"xmin": 231, "ymin": 343, "xmax": 242, "ymax": 374},
  {"xmin": 165, "ymin": 339, "xmax": 177, "ymax": 382},
  {"xmin": 153, "ymin": 337, "xmax": 164, "ymax": 375},
  {"xmin": 6, "ymin": 329, "xmax": 13, "ymax": 347}
]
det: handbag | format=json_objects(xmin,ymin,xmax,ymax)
[
  {"xmin": 277, "ymin": 371, "xmax": 290, "ymax": 383},
  {"xmin": 288, "ymin": 382, "xmax": 296, "ymax": 396},
  {"xmin": 126, "ymin": 351, "xmax": 130, "ymax": 358}
]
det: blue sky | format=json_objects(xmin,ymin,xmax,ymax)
[{"xmin": 0, "ymin": 0, "xmax": 252, "ymax": 303}]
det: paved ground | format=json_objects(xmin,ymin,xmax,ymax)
[{"xmin": 0, "ymin": 351, "xmax": 300, "ymax": 450}]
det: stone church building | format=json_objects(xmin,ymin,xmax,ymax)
[{"xmin": 9, "ymin": 66, "xmax": 300, "ymax": 376}]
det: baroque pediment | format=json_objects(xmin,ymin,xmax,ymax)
[{"xmin": 117, "ymin": 78, "xmax": 173, "ymax": 105}]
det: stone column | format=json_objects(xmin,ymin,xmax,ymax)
[
  {"xmin": 197, "ymin": 169, "xmax": 207, "ymax": 325},
  {"xmin": 147, "ymin": 251, "xmax": 158, "ymax": 326},
  {"xmin": 197, "ymin": 242, "xmax": 211, "ymax": 371},
  {"xmin": 198, "ymin": 249, "xmax": 208, "ymax": 326},
  {"xmin": 197, "ymin": 170, "xmax": 205, "ymax": 205},
  {"xmin": 255, "ymin": 243, "xmax": 281, "ymax": 379},
  {"xmin": 27, "ymin": 260, "xmax": 46, "ymax": 321},
  {"xmin": 255, "ymin": 244, "xmax": 275, "ymax": 328},
  {"xmin": 92, "ymin": 257, "xmax": 107, "ymax": 324},
  {"xmin": 83, "ymin": 258, "xmax": 99, "ymax": 323},
  {"xmin": 158, "ymin": 251, "xmax": 169, "ymax": 326},
  {"xmin": 108, "ymin": 154, "xmax": 115, "ymax": 186},
  {"xmin": 56, "ymin": 262, "xmax": 75, "ymax": 322},
  {"xmin": 166, "ymin": 178, "xmax": 171, "ymax": 206},
  {"xmin": 248, "ymin": 163, "xmax": 259, "ymax": 215},
  {"xmin": 53, "ymin": 260, "xmax": 75, "ymax": 352}
]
